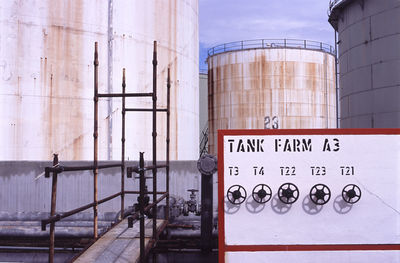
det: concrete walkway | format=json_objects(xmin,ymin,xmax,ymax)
[{"xmin": 74, "ymin": 218, "xmax": 167, "ymax": 263}]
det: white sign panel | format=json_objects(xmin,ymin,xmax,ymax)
[{"xmin": 218, "ymin": 129, "xmax": 400, "ymax": 263}]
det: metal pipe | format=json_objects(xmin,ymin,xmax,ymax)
[
  {"xmin": 324, "ymin": 53, "xmax": 329, "ymax": 128},
  {"xmin": 126, "ymin": 164, "xmax": 168, "ymax": 175},
  {"xmin": 125, "ymin": 108, "xmax": 167, "ymax": 112},
  {"xmin": 107, "ymin": 0, "xmax": 114, "ymax": 161},
  {"xmin": 41, "ymin": 192, "xmax": 122, "ymax": 228},
  {"xmin": 93, "ymin": 42, "xmax": 99, "ymax": 239},
  {"xmin": 129, "ymin": 192, "xmax": 168, "ymax": 222},
  {"xmin": 201, "ymin": 172, "xmax": 213, "ymax": 253},
  {"xmin": 45, "ymin": 164, "xmax": 122, "ymax": 175},
  {"xmin": 121, "ymin": 68, "xmax": 126, "ymax": 220},
  {"xmin": 166, "ymin": 224, "xmax": 194, "ymax": 229},
  {"xmin": 152, "ymin": 40, "xmax": 158, "ymax": 242},
  {"xmin": 125, "ymin": 191, "xmax": 167, "ymax": 195},
  {"xmin": 144, "ymin": 164, "xmax": 167, "ymax": 170},
  {"xmin": 152, "ymin": 248, "xmax": 219, "ymax": 254},
  {"xmin": 145, "ymin": 193, "xmax": 168, "ymax": 213},
  {"xmin": 334, "ymin": 29, "xmax": 340, "ymax": 128},
  {"xmin": 48, "ymin": 154, "xmax": 58, "ymax": 263},
  {"xmin": 169, "ymin": 229, "xmax": 219, "ymax": 239},
  {"xmin": 139, "ymin": 152, "xmax": 145, "ymax": 263},
  {"xmin": 97, "ymin": 92, "xmax": 153, "ymax": 98},
  {"xmin": 166, "ymin": 67, "xmax": 171, "ymax": 221}
]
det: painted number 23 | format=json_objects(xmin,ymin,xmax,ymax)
[{"xmin": 264, "ymin": 116, "xmax": 279, "ymax": 129}]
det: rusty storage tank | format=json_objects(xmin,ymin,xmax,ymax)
[
  {"xmin": 0, "ymin": 0, "xmax": 198, "ymax": 161},
  {"xmin": 207, "ymin": 39, "xmax": 337, "ymax": 154},
  {"xmin": 329, "ymin": 0, "xmax": 400, "ymax": 128}
]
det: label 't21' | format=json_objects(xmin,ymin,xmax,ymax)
[{"xmin": 340, "ymin": 166, "xmax": 355, "ymax": 176}]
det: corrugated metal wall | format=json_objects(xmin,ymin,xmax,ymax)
[{"xmin": 0, "ymin": 161, "xmax": 201, "ymax": 220}]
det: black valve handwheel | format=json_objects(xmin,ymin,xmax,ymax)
[
  {"xmin": 252, "ymin": 184, "xmax": 272, "ymax": 204},
  {"xmin": 227, "ymin": 185, "xmax": 247, "ymax": 205},
  {"xmin": 278, "ymin": 183, "xmax": 299, "ymax": 204},
  {"xmin": 342, "ymin": 184, "xmax": 361, "ymax": 204},
  {"xmin": 309, "ymin": 184, "xmax": 331, "ymax": 205}
]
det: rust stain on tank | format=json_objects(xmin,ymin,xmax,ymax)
[
  {"xmin": 15, "ymin": 76, "xmax": 22, "ymax": 159},
  {"xmin": 306, "ymin": 62, "xmax": 318, "ymax": 117},
  {"xmin": 163, "ymin": 0, "xmax": 180, "ymax": 159},
  {"xmin": 72, "ymin": 134, "xmax": 84, "ymax": 160},
  {"xmin": 208, "ymin": 49, "xmax": 337, "ymax": 154},
  {"xmin": 41, "ymin": 0, "xmax": 85, "ymax": 160},
  {"xmin": 49, "ymin": 73, "xmax": 54, "ymax": 153},
  {"xmin": 12, "ymin": 18, "xmax": 24, "ymax": 159}
]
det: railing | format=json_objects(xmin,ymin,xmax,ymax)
[
  {"xmin": 199, "ymin": 68, "xmax": 208, "ymax": 74},
  {"xmin": 41, "ymin": 41, "xmax": 171, "ymax": 263},
  {"xmin": 207, "ymin": 38, "xmax": 336, "ymax": 57},
  {"xmin": 328, "ymin": 0, "xmax": 345, "ymax": 15}
]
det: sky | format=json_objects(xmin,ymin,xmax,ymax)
[{"xmin": 199, "ymin": 0, "xmax": 336, "ymax": 71}]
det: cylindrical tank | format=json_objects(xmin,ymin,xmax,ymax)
[
  {"xmin": 329, "ymin": 0, "xmax": 400, "ymax": 128},
  {"xmin": 207, "ymin": 39, "xmax": 336, "ymax": 154},
  {"xmin": 0, "ymin": 0, "xmax": 199, "ymax": 161}
]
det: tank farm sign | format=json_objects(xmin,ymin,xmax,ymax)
[{"xmin": 218, "ymin": 129, "xmax": 400, "ymax": 263}]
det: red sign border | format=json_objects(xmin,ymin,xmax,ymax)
[{"xmin": 218, "ymin": 128, "xmax": 400, "ymax": 263}]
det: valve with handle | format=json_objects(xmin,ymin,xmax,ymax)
[
  {"xmin": 309, "ymin": 184, "xmax": 331, "ymax": 205},
  {"xmin": 183, "ymin": 189, "xmax": 201, "ymax": 216},
  {"xmin": 342, "ymin": 184, "xmax": 361, "ymax": 204},
  {"xmin": 278, "ymin": 183, "xmax": 299, "ymax": 204},
  {"xmin": 252, "ymin": 184, "xmax": 272, "ymax": 204},
  {"xmin": 227, "ymin": 185, "xmax": 247, "ymax": 205}
]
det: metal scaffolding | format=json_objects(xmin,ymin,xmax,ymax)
[{"xmin": 41, "ymin": 41, "xmax": 170, "ymax": 263}]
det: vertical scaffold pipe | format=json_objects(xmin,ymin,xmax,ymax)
[
  {"xmin": 49, "ymin": 153, "xmax": 59, "ymax": 263},
  {"xmin": 93, "ymin": 42, "xmax": 99, "ymax": 239},
  {"xmin": 334, "ymin": 30, "xmax": 339, "ymax": 128},
  {"xmin": 121, "ymin": 68, "xmax": 126, "ymax": 219},
  {"xmin": 152, "ymin": 41, "xmax": 158, "ymax": 240},
  {"xmin": 166, "ymin": 68, "xmax": 171, "ymax": 221},
  {"xmin": 139, "ymin": 152, "xmax": 145, "ymax": 263}
]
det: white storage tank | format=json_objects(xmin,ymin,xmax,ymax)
[
  {"xmin": 207, "ymin": 39, "xmax": 337, "ymax": 154},
  {"xmin": 0, "ymin": 0, "xmax": 199, "ymax": 161},
  {"xmin": 329, "ymin": 0, "xmax": 400, "ymax": 128}
]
